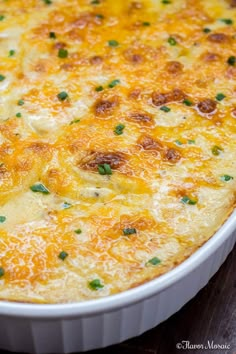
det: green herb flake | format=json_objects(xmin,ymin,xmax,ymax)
[
  {"xmin": 16, "ymin": 112, "xmax": 22, "ymax": 118},
  {"xmin": 220, "ymin": 175, "xmax": 234, "ymax": 182},
  {"xmin": 49, "ymin": 31, "xmax": 56, "ymax": 39},
  {"xmin": 175, "ymin": 140, "xmax": 183, "ymax": 146},
  {"xmin": 91, "ymin": 0, "xmax": 100, "ymax": 4},
  {"xmin": 181, "ymin": 196, "xmax": 197, "ymax": 205},
  {"xmin": 57, "ymin": 91, "xmax": 68, "ymax": 101},
  {"xmin": 58, "ymin": 48, "xmax": 68, "ymax": 58},
  {"xmin": 142, "ymin": 21, "xmax": 151, "ymax": 26},
  {"xmin": 0, "ymin": 267, "xmax": 5, "ymax": 277},
  {"xmin": 188, "ymin": 140, "xmax": 195, "ymax": 144},
  {"xmin": 108, "ymin": 79, "xmax": 120, "ymax": 88},
  {"xmin": 162, "ymin": 0, "xmax": 171, "ymax": 3},
  {"xmin": 183, "ymin": 99, "xmax": 193, "ymax": 106},
  {"xmin": 123, "ymin": 228, "xmax": 137, "ymax": 236},
  {"xmin": 220, "ymin": 18, "xmax": 233, "ymax": 25},
  {"xmin": 0, "ymin": 216, "xmax": 6, "ymax": 223},
  {"xmin": 168, "ymin": 37, "xmax": 177, "ymax": 46},
  {"xmin": 216, "ymin": 93, "xmax": 226, "ymax": 101},
  {"xmin": 146, "ymin": 257, "xmax": 161, "ymax": 266},
  {"xmin": 89, "ymin": 279, "xmax": 104, "ymax": 290},
  {"xmin": 98, "ymin": 163, "xmax": 112, "ymax": 175},
  {"xmin": 75, "ymin": 229, "xmax": 82, "ymax": 234},
  {"xmin": 43, "ymin": 0, "xmax": 52, "ymax": 4},
  {"xmin": 69, "ymin": 119, "xmax": 80, "ymax": 125},
  {"xmin": 9, "ymin": 49, "xmax": 15, "ymax": 57},
  {"xmin": 160, "ymin": 106, "xmax": 171, "ymax": 112},
  {"xmin": 114, "ymin": 123, "xmax": 125, "ymax": 135},
  {"xmin": 212, "ymin": 145, "xmax": 223, "ymax": 156},
  {"xmin": 227, "ymin": 56, "xmax": 236, "ymax": 66},
  {"xmin": 58, "ymin": 251, "xmax": 68, "ymax": 261},
  {"xmin": 30, "ymin": 183, "xmax": 50, "ymax": 194},
  {"xmin": 62, "ymin": 202, "xmax": 72, "ymax": 209},
  {"xmin": 0, "ymin": 75, "xmax": 5, "ymax": 82},
  {"xmin": 95, "ymin": 14, "xmax": 104, "ymax": 19},
  {"xmin": 0, "ymin": 15, "xmax": 5, "ymax": 21},
  {"xmin": 108, "ymin": 39, "xmax": 119, "ymax": 47},
  {"xmin": 95, "ymin": 85, "xmax": 104, "ymax": 92},
  {"xmin": 203, "ymin": 28, "xmax": 211, "ymax": 33},
  {"xmin": 18, "ymin": 99, "xmax": 24, "ymax": 106}
]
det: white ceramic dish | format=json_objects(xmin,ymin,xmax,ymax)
[{"xmin": 0, "ymin": 211, "xmax": 235, "ymax": 354}]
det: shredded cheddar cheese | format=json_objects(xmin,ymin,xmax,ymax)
[{"xmin": 0, "ymin": 0, "xmax": 235, "ymax": 303}]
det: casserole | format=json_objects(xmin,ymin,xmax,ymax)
[{"xmin": 0, "ymin": 211, "xmax": 235, "ymax": 353}]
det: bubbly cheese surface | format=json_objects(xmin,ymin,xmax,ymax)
[{"xmin": 0, "ymin": 0, "xmax": 235, "ymax": 303}]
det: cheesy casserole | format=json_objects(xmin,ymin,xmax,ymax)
[{"xmin": 0, "ymin": 0, "xmax": 235, "ymax": 303}]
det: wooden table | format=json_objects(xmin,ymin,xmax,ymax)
[{"xmin": 1, "ymin": 246, "xmax": 235, "ymax": 354}]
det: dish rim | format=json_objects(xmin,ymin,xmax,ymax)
[{"xmin": 0, "ymin": 210, "xmax": 235, "ymax": 319}]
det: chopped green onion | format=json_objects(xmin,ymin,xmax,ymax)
[
  {"xmin": 18, "ymin": 99, "xmax": 24, "ymax": 106},
  {"xmin": 75, "ymin": 229, "xmax": 82, "ymax": 234},
  {"xmin": 146, "ymin": 257, "xmax": 161, "ymax": 266},
  {"xmin": 9, "ymin": 50, "xmax": 15, "ymax": 57},
  {"xmin": 203, "ymin": 28, "xmax": 211, "ymax": 33},
  {"xmin": 108, "ymin": 40, "xmax": 119, "ymax": 47},
  {"xmin": 57, "ymin": 91, "xmax": 68, "ymax": 101},
  {"xmin": 98, "ymin": 163, "xmax": 112, "ymax": 175},
  {"xmin": 95, "ymin": 14, "xmax": 104, "ymax": 19},
  {"xmin": 69, "ymin": 119, "xmax": 80, "ymax": 125},
  {"xmin": 0, "ymin": 75, "xmax": 5, "ymax": 82},
  {"xmin": 181, "ymin": 196, "xmax": 197, "ymax": 205},
  {"xmin": 89, "ymin": 279, "xmax": 104, "ymax": 290},
  {"xmin": 175, "ymin": 140, "xmax": 183, "ymax": 146},
  {"xmin": 123, "ymin": 228, "xmax": 137, "ymax": 235},
  {"xmin": 43, "ymin": 0, "xmax": 52, "ymax": 4},
  {"xmin": 168, "ymin": 37, "xmax": 177, "ymax": 46},
  {"xmin": 162, "ymin": 0, "xmax": 171, "ymax": 3},
  {"xmin": 216, "ymin": 93, "xmax": 226, "ymax": 101},
  {"xmin": 188, "ymin": 140, "xmax": 195, "ymax": 144},
  {"xmin": 220, "ymin": 18, "xmax": 233, "ymax": 25},
  {"xmin": 220, "ymin": 175, "xmax": 234, "ymax": 182},
  {"xmin": 0, "ymin": 15, "xmax": 5, "ymax": 21},
  {"xmin": 108, "ymin": 79, "xmax": 120, "ymax": 88},
  {"xmin": 114, "ymin": 124, "xmax": 125, "ymax": 135},
  {"xmin": 0, "ymin": 268, "xmax": 5, "ymax": 277},
  {"xmin": 227, "ymin": 56, "xmax": 236, "ymax": 66},
  {"xmin": 58, "ymin": 48, "xmax": 68, "ymax": 58},
  {"xmin": 91, "ymin": 0, "xmax": 100, "ymax": 4},
  {"xmin": 160, "ymin": 106, "xmax": 171, "ymax": 112},
  {"xmin": 183, "ymin": 99, "xmax": 193, "ymax": 106},
  {"xmin": 142, "ymin": 22, "xmax": 151, "ymax": 26},
  {"xmin": 95, "ymin": 85, "xmax": 104, "ymax": 92},
  {"xmin": 16, "ymin": 112, "xmax": 22, "ymax": 118},
  {"xmin": 30, "ymin": 183, "xmax": 50, "ymax": 194},
  {"xmin": 49, "ymin": 31, "xmax": 56, "ymax": 39},
  {"xmin": 0, "ymin": 216, "xmax": 6, "ymax": 223},
  {"xmin": 58, "ymin": 251, "xmax": 68, "ymax": 260},
  {"xmin": 62, "ymin": 202, "xmax": 72, "ymax": 209},
  {"xmin": 212, "ymin": 145, "xmax": 223, "ymax": 156}
]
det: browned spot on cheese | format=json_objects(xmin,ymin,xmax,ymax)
[
  {"xmin": 201, "ymin": 52, "xmax": 221, "ymax": 62},
  {"xmin": 164, "ymin": 148, "xmax": 181, "ymax": 163},
  {"xmin": 128, "ymin": 88, "xmax": 141, "ymax": 99},
  {"xmin": 207, "ymin": 33, "xmax": 229, "ymax": 43},
  {"xmin": 138, "ymin": 135, "xmax": 163, "ymax": 151},
  {"xmin": 165, "ymin": 61, "xmax": 184, "ymax": 74},
  {"xmin": 94, "ymin": 98, "xmax": 118, "ymax": 116},
  {"xmin": 54, "ymin": 42, "xmax": 67, "ymax": 49},
  {"xmin": 197, "ymin": 99, "xmax": 217, "ymax": 114},
  {"xmin": 81, "ymin": 151, "xmax": 126, "ymax": 171},
  {"xmin": 123, "ymin": 49, "xmax": 143, "ymax": 64},
  {"xmin": 152, "ymin": 89, "xmax": 185, "ymax": 107},
  {"xmin": 90, "ymin": 56, "xmax": 103, "ymax": 65},
  {"xmin": 128, "ymin": 112, "xmax": 154, "ymax": 125}
]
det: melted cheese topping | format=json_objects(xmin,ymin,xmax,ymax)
[{"xmin": 0, "ymin": 0, "xmax": 235, "ymax": 303}]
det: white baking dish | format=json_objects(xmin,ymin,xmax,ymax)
[{"xmin": 0, "ymin": 211, "xmax": 235, "ymax": 354}]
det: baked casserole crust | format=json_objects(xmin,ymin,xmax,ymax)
[{"xmin": 0, "ymin": 0, "xmax": 235, "ymax": 303}]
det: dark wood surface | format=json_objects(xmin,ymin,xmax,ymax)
[{"xmin": 1, "ymin": 246, "xmax": 235, "ymax": 354}]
